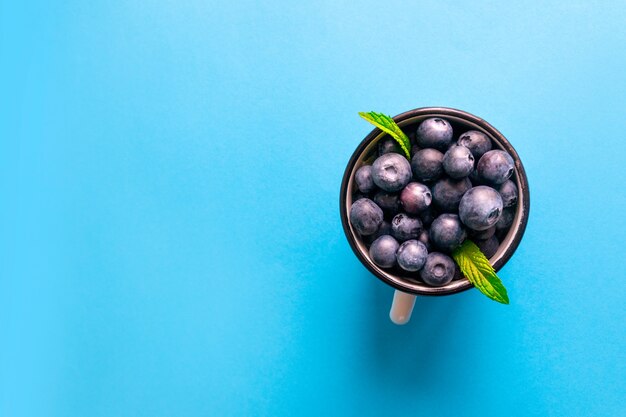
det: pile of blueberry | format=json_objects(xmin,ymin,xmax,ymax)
[{"xmin": 350, "ymin": 117, "xmax": 518, "ymax": 287}]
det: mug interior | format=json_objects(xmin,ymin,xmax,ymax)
[{"xmin": 340, "ymin": 107, "xmax": 529, "ymax": 296}]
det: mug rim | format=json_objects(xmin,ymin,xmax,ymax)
[{"xmin": 339, "ymin": 107, "xmax": 530, "ymax": 296}]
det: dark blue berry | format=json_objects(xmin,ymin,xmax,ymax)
[
  {"xmin": 469, "ymin": 168, "xmax": 485, "ymax": 186},
  {"xmin": 476, "ymin": 235, "xmax": 499, "ymax": 259},
  {"xmin": 371, "ymin": 153, "xmax": 412, "ymax": 192},
  {"xmin": 477, "ymin": 150, "xmax": 515, "ymax": 185},
  {"xmin": 373, "ymin": 191, "xmax": 400, "ymax": 216},
  {"xmin": 362, "ymin": 220, "xmax": 392, "ymax": 245},
  {"xmin": 355, "ymin": 165, "xmax": 375, "ymax": 193},
  {"xmin": 418, "ymin": 229, "xmax": 431, "ymax": 250},
  {"xmin": 399, "ymin": 182, "xmax": 432, "ymax": 214},
  {"xmin": 416, "ymin": 118, "xmax": 454, "ymax": 150},
  {"xmin": 457, "ymin": 130, "xmax": 492, "ymax": 159},
  {"xmin": 420, "ymin": 252, "xmax": 455, "ymax": 286},
  {"xmin": 349, "ymin": 198, "xmax": 384, "ymax": 236},
  {"xmin": 391, "ymin": 213, "xmax": 422, "ymax": 242},
  {"xmin": 396, "ymin": 240, "xmax": 428, "ymax": 272},
  {"xmin": 496, "ymin": 208, "xmax": 514, "ymax": 230},
  {"xmin": 378, "ymin": 137, "xmax": 403, "ymax": 155},
  {"xmin": 498, "ymin": 180, "xmax": 518, "ymax": 208},
  {"xmin": 411, "ymin": 148, "xmax": 444, "ymax": 182},
  {"xmin": 431, "ymin": 177, "xmax": 472, "ymax": 213},
  {"xmin": 458, "ymin": 186, "xmax": 503, "ymax": 231},
  {"xmin": 419, "ymin": 207, "xmax": 438, "ymax": 227},
  {"xmin": 430, "ymin": 213, "xmax": 466, "ymax": 253},
  {"xmin": 369, "ymin": 235, "xmax": 399, "ymax": 268},
  {"xmin": 443, "ymin": 144, "xmax": 475, "ymax": 179}
]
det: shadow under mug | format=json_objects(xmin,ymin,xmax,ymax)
[{"xmin": 340, "ymin": 107, "xmax": 530, "ymax": 324}]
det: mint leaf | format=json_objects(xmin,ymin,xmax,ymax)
[
  {"xmin": 452, "ymin": 240, "xmax": 510, "ymax": 304},
  {"xmin": 359, "ymin": 111, "xmax": 411, "ymax": 159}
]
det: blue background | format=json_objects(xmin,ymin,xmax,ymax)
[{"xmin": 1, "ymin": 1, "xmax": 625, "ymax": 416}]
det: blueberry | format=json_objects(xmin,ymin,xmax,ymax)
[
  {"xmin": 420, "ymin": 252, "xmax": 455, "ymax": 286},
  {"xmin": 418, "ymin": 229, "xmax": 431, "ymax": 250},
  {"xmin": 411, "ymin": 148, "xmax": 444, "ymax": 182},
  {"xmin": 457, "ymin": 130, "xmax": 492, "ymax": 159},
  {"xmin": 410, "ymin": 144, "xmax": 421, "ymax": 157},
  {"xmin": 468, "ymin": 225, "xmax": 496, "ymax": 241},
  {"xmin": 396, "ymin": 240, "xmax": 428, "ymax": 272},
  {"xmin": 476, "ymin": 235, "xmax": 499, "ymax": 259},
  {"xmin": 468, "ymin": 168, "xmax": 485, "ymax": 186},
  {"xmin": 496, "ymin": 208, "xmax": 515, "ymax": 230},
  {"xmin": 371, "ymin": 153, "xmax": 412, "ymax": 192},
  {"xmin": 431, "ymin": 177, "xmax": 472, "ymax": 212},
  {"xmin": 400, "ymin": 182, "xmax": 432, "ymax": 214},
  {"xmin": 416, "ymin": 118, "xmax": 454, "ymax": 150},
  {"xmin": 378, "ymin": 137, "xmax": 403, "ymax": 155},
  {"xmin": 443, "ymin": 144, "xmax": 475, "ymax": 179},
  {"xmin": 430, "ymin": 213, "xmax": 466, "ymax": 252},
  {"xmin": 458, "ymin": 186, "xmax": 503, "ymax": 231},
  {"xmin": 369, "ymin": 235, "xmax": 399, "ymax": 268},
  {"xmin": 391, "ymin": 213, "xmax": 422, "ymax": 242},
  {"xmin": 419, "ymin": 207, "xmax": 438, "ymax": 227},
  {"xmin": 373, "ymin": 191, "xmax": 400, "ymax": 216},
  {"xmin": 477, "ymin": 150, "xmax": 515, "ymax": 185},
  {"xmin": 498, "ymin": 180, "xmax": 518, "ymax": 208},
  {"xmin": 355, "ymin": 165, "xmax": 375, "ymax": 193},
  {"xmin": 349, "ymin": 198, "xmax": 384, "ymax": 236},
  {"xmin": 362, "ymin": 220, "xmax": 391, "ymax": 245}
]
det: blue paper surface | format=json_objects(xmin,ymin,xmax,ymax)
[{"xmin": 1, "ymin": 1, "xmax": 625, "ymax": 416}]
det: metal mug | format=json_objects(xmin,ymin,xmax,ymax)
[{"xmin": 340, "ymin": 107, "xmax": 530, "ymax": 324}]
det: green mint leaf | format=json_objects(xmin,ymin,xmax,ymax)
[
  {"xmin": 358, "ymin": 111, "xmax": 411, "ymax": 159},
  {"xmin": 452, "ymin": 240, "xmax": 510, "ymax": 304}
]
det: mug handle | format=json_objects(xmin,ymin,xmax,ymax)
[{"xmin": 389, "ymin": 290, "xmax": 416, "ymax": 325}]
